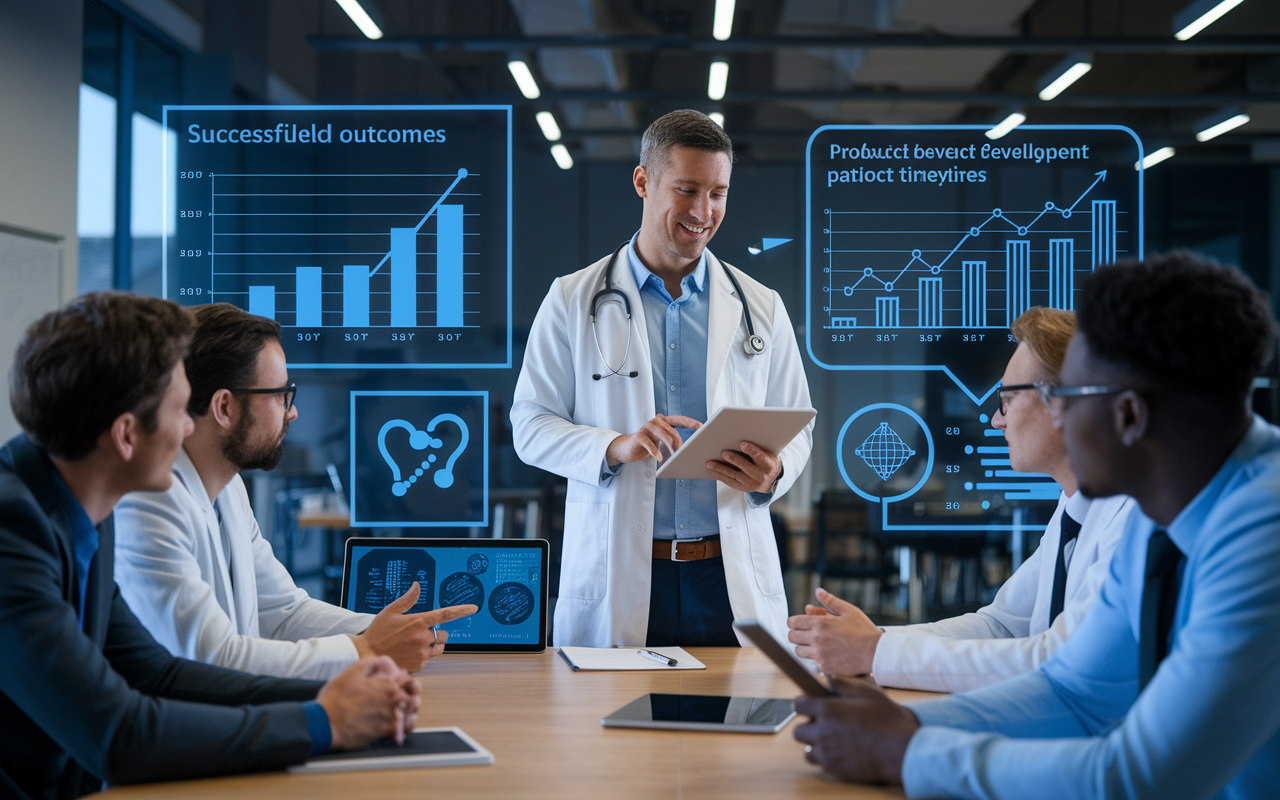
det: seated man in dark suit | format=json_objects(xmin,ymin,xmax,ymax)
[{"xmin": 0, "ymin": 292, "xmax": 420, "ymax": 800}]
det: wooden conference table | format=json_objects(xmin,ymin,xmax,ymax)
[{"xmin": 101, "ymin": 647, "xmax": 942, "ymax": 799}]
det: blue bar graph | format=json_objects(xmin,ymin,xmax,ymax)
[
  {"xmin": 875, "ymin": 296, "xmax": 900, "ymax": 327},
  {"xmin": 296, "ymin": 267, "xmax": 322, "ymax": 327},
  {"xmin": 1092, "ymin": 200, "xmax": 1116, "ymax": 268},
  {"xmin": 436, "ymin": 205, "xmax": 464, "ymax": 327},
  {"xmin": 390, "ymin": 228, "xmax": 417, "ymax": 327},
  {"xmin": 961, "ymin": 261, "xmax": 986, "ymax": 328},
  {"xmin": 343, "ymin": 265, "xmax": 370, "ymax": 327},
  {"xmin": 1005, "ymin": 240, "xmax": 1030, "ymax": 325},
  {"xmin": 1048, "ymin": 239, "xmax": 1073, "ymax": 310},
  {"xmin": 918, "ymin": 277, "xmax": 942, "ymax": 327},
  {"xmin": 248, "ymin": 286, "xmax": 275, "ymax": 320}
]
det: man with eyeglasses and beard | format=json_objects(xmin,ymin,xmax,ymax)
[{"xmin": 115, "ymin": 304, "xmax": 475, "ymax": 680}]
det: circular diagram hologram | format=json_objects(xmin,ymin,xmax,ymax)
[
  {"xmin": 438, "ymin": 571, "xmax": 485, "ymax": 611},
  {"xmin": 488, "ymin": 582, "xmax": 535, "ymax": 625},
  {"xmin": 837, "ymin": 403, "xmax": 935, "ymax": 504},
  {"xmin": 467, "ymin": 552, "xmax": 489, "ymax": 576}
]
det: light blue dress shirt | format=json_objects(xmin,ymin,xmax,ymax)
[
  {"xmin": 901, "ymin": 415, "xmax": 1280, "ymax": 800},
  {"xmin": 625, "ymin": 233, "xmax": 721, "ymax": 541},
  {"xmin": 600, "ymin": 235, "xmax": 773, "ymax": 536}
]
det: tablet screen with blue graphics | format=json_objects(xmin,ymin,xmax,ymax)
[{"xmin": 341, "ymin": 538, "xmax": 547, "ymax": 652}]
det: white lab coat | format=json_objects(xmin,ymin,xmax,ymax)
[
  {"xmin": 511, "ymin": 249, "xmax": 814, "ymax": 648},
  {"xmin": 114, "ymin": 447, "xmax": 374, "ymax": 680},
  {"xmin": 871, "ymin": 491, "xmax": 1136, "ymax": 692}
]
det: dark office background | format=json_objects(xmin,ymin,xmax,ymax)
[{"xmin": 4, "ymin": 0, "xmax": 1278, "ymax": 623}]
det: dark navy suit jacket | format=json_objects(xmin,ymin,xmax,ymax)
[{"xmin": 0, "ymin": 435, "xmax": 324, "ymax": 799}]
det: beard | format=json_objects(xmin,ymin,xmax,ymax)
[{"xmin": 222, "ymin": 403, "xmax": 289, "ymax": 471}]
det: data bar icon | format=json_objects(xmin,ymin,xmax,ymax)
[
  {"xmin": 390, "ymin": 228, "xmax": 417, "ymax": 327},
  {"xmin": 1092, "ymin": 200, "xmax": 1116, "ymax": 269},
  {"xmin": 1005, "ymin": 240, "xmax": 1031, "ymax": 325},
  {"xmin": 436, "ymin": 205, "xmax": 464, "ymax": 327},
  {"xmin": 962, "ymin": 261, "xmax": 986, "ymax": 328},
  {"xmin": 296, "ymin": 267, "xmax": 322, "ymax": 327},
  {"xmin": 248, "ymin": 286, "xmax": 275, "ymax": 320},
  {"xmin": 918, "ymin": 277, "xmax": 942, "ymax": 327},
  {"xmin": 831, "ymin": 316, "xmax": 857, "ymax": 328},
  {"xmin": 343, "ymin": 265, "xmax": 370, "ymax": 327},
  {"xmin": 875, "ymin": 296, "xmax": 900, "ymax": 328},
  {"xmin": 1049, "ymin": 239, "xmax": 1074, "ymax": 310}
]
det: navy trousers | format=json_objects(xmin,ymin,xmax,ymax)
[{"xmin": 646, "ymin": 555, "xmax": 740, "ymax": 647}]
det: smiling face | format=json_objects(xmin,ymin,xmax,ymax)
[{"xmin": 633, "ymin": 145, "xmax": 731, "ymax": 271}]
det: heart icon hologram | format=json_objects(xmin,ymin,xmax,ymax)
[{"xmin": 377, "ymin": 413, "xmax": 470, "ymax": 497}]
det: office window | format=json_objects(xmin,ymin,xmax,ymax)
[
  {"xmin": 77, "ymin": 84, "xmax": 117, "ymax": 293},
  {"xmin": 77, "ymin": 0, "xmax": 183, "ymax": 294}
]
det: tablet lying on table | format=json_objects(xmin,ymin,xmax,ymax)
[
  {"xmin": 654, "ymin": 406, "xmax": 816, "ymax": 481},
  {"xmin": 288, "ymin": 727, "xmax": 493, "ymax": 773},
  {"xmin": 601, "ymin": 694, "xmax": 796, "ymax": 734},
  {"xmin": 339, "ymin": 537, "xmax": 548, "ymax": 653}
]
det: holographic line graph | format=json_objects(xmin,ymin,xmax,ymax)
[{"xmin": 835, "ymin": 170, "xmax": 1107, "ymax": 295}]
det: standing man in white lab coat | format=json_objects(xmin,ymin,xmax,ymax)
[{"xmin": 511, "ymin": 110, "xmax": 813, "ymax": 648}]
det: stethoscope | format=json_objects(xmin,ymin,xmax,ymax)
[{"xmin": 590, "ymin": 240, "xmax": 767, "ymax": 381}]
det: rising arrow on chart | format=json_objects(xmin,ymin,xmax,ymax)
[{"xmin": 368, "ymin": 167, "xmax": 469, "ymax": 277}]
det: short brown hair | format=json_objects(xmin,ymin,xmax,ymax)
[
  {"xmin": 9, "ymin": 292, "xmax": 193, "ymax": 459},
  {"xmin": 639, "ymin": 109, "xmax": 734, "ymax": 175},
  {"xmin": 186, "ymin": 303, "xmax": 283, "ymax": 417},
  {"xmin": 1011, "ymin": 307, "xmax": 1076, "ymax": 382}
]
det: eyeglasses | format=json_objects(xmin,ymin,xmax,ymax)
[
  {"xmin": 1041, "ymin": 383, "xmax": 1123, "ymax": 420},
  {"xmin": 230, "ymin": 381, "xmax": 297, "ymax": 413},
  {"xmin": 995, "ymin": 383, "xmax": 1040, "ymax": 416},
  {"xmin": 996, "ymin": 381, "xmax": 1123, "ymax": 418}
]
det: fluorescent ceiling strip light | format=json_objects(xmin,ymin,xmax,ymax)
[
  {"xmin": 1037, "ymin": 55, "xmax": 1092, "ymax": 101},
  {"xmin": 708, "ymin": 61, "xmax": 729, "ymax": 101},
  {"xmin": 1195, "ymin": 112, "xmax": 1249, "ymax": 142},
  {"xmin": 1136, "ymin": 147, "xmax": 1175, "ymax": 170},
  {"xmin": 334, "ymin": 0, "xmax": 383, "ymax": 40},
  {"xmin": 535, "ymin": 111, "xmax": 561, "ymax": 142},
  {"xmin": 713, "ymin": 0, "xmax": 736, "ymax": 41},
  {"xmin": 507, "ymin": 60, "xmax": 541, "ymax": 100},
  {"xmin": 985, "ymin": 112, "xmax": 1026, "ymax": 140},
  {"xmin": 550, "ymin": 144, "xmax": 574, "ymax": 170},
  {"xmin": 1174, "ymin": 0, "xmax": 1246, "ymax": 41}
]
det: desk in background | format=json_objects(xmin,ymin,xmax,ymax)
[{"xmin": 99, "ymin": 647, "xmax": 939, "ymax": 799}]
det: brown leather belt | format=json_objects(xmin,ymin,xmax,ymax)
[{"xmin": 653, "ymin": 536, "xmax": 722, "ymax": 562}]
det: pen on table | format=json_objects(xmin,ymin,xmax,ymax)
[{"xmin": 638, "ymin": 648, "xmax": 678, "ymax": 667}]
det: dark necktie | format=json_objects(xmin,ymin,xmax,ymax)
[
  {"xmin": 1047, "ymin": 511, "xmax": 1083, "ymax": 625},
  {"xmin": 1138, "ymin": 529, "xmax": 1185, "ymax": 692}
]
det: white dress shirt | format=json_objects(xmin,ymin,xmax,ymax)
[
  {"xmin": 871, "ymin": 491, "xmax": 1136, "ymax": 692},
  {"xmin": 114, "ymin": 447, "xmax": 374, "ymax": 680}
]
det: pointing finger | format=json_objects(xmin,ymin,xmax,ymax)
[{"xmin": 423, "ymin": 604, "xmax": 478, "ymax": 626}]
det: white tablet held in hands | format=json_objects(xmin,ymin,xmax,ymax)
[{"xmin": 654, "ymin": 406, "xmax": 816, "ymax": 481}]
